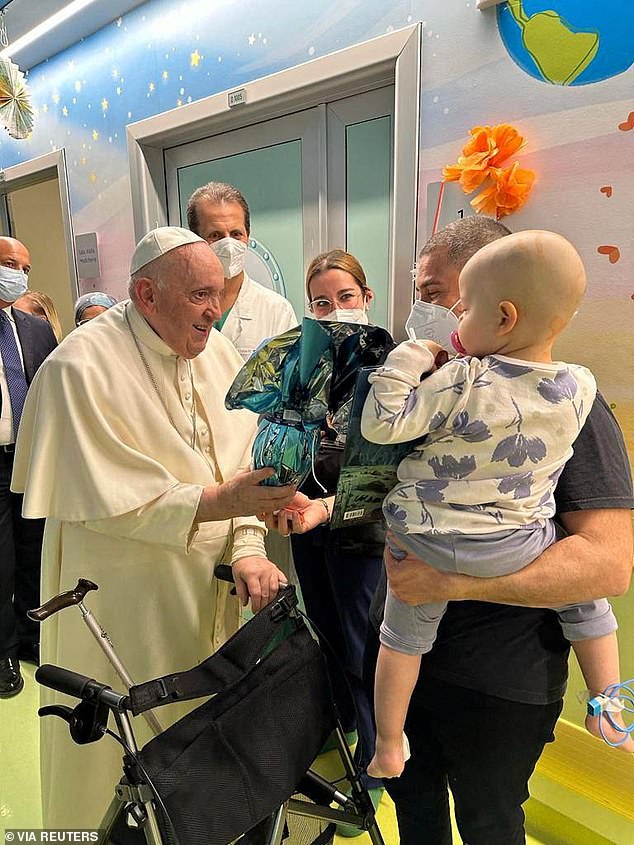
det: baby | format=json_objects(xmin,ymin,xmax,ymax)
[{"xmin": 361, "ymin": 230, "xmax": 633, "ymax": 778}]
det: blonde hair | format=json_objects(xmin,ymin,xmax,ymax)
[
  {"xmin": 305, "ymin": 249, "xmax": 369, "ymax": 299},
  {"xmin": 15, "ymin": 290, "xmax": 63, "ymax": 341}
]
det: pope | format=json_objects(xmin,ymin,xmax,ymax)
[{"xmin": 12, "ymin": 226, "xmax": 296, "ymax": 827}]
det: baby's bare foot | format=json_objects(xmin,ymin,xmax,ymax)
[{"xmin": 586, "ymin": 713, "xmax": 634, "ymax": 753}]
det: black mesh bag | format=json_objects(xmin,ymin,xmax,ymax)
[{"xmin": 129, "ymin": 587, "xmax": 336, "ymax": 845}]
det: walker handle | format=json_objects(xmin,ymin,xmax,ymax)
[
  {"xmin": 27, "ymin": 578, "xmax": 99, "ymax": 622},
  {"xmin": 36, "ymin": 664, "xmax": 129, "ymax": 711},
  {"xmin": 36, "ymin": 664, "xmax": 96, "ymax": 699}
]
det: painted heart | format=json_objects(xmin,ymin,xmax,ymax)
[
  {"xmin": 600, "ymin": 186, "xmax": 613, "ymax": 197},
  {"xmin": 617, "ymin": 111, "xmax": 634, "ymax": 131},
  {"xmin": 597, "ymin": 245, "xmax": 621, "ymax": 264}
]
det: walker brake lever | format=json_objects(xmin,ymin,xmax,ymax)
[
  {"xmin": 39, "ymin": 704, "xmax": 74, "ymax": 723},
  {"xmin": 214, "ymin": 564, "xmax": 237, "ymax": 595},
  {"xmin": 27, "ymin": 578, "xmax": 99, "ymax": 621},
  {"xmin": 39, "ymin": 700, "xmax": 109, "ymax": 744}
]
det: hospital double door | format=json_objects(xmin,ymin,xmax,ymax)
[{"xmin": 165, "ymin": 87, "xmax": 394, "ymax": 327}]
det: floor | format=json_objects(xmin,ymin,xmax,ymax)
[{"xmin": 0, "ymin": 665, "xmax": 545, "ymax": 844}]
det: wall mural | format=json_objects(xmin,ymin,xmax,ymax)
[
  {"xmin": 0, "ymin": 0, "xmax": 630, "ymax": 434},
  {"xmin": 498, "ymin": 0, "xmax": 634, "ymax": 86},
  {"xmin": 0, "ymin": 0, "xmax": 631, "ymax": 821}
]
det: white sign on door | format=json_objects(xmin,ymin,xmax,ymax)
[{"xmin": 75, "ymin": 232, "xmax": 101, "ymax": 279}]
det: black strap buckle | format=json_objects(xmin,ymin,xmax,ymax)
[{"xmin": 270, "ymin": 586, "xmax": 299, "ymax": 622}]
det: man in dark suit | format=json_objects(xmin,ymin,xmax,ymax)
[{"xmin": 0, "ymin": 235, "xmax": 57, "ymax": 697}]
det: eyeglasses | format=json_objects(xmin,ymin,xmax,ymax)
[{"xmin": 307, "ymin": 289, "xmax": 364, "ymax": 317}]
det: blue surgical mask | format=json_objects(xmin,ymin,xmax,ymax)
[{"xmin": 0, "ymin": 265, "xmax": 28, "ymax": 303}]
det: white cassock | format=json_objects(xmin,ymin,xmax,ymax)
[{"xmin": 12, "ymin": 300, "xmax": 267, "ymax": 828}]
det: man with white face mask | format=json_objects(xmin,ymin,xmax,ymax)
[
  {"xmin": 186, "ymin": 182, "xmax": 297, "ymax": 360},
  {"xmin": 402, "ymin": 218, "xmax": 511, "ymax": 354},
  {"xmin": 0, "ymin": 236, "xmax": 57, "ymax": 697},
  {"xmin": 364, "ymin": 217, "xmax": 633, "ymax": 845}
]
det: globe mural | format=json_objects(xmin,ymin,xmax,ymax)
[{"xmin": 497, "ymin": 0, "xmax": 634, "ymax": 86}]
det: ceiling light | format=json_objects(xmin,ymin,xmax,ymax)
[{"xmin": 0, "ymin": 0, "xmax": 100, "ymax": 60}]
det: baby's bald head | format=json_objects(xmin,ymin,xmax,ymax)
[{"xmin": 460, "ymin": 230, "xmax": 586, "ymax": 345}]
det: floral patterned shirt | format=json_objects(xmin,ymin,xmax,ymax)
[{"xmin": 361, "ymin": 341, "xmax": 596, "ymax": 535}]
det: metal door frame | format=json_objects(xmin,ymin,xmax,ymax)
[
  {"xmin": 164, "ymin": 108, "xmax": 323, "ymax": 278},
  {"xmin": 126, "ymin": 23, "xmax": 422, "ymax": 337},
  {"xmin": 326, "ymin": 86, "xmax": 394, "ymax": 256},
  {"xmin": 0, "ymin": 148, "xmax": 79, "ymax": 301}
]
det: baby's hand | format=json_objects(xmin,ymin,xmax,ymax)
[
  {"xmin": 419, "ymin": 340, "xmax": 444, "ymax": 358},
  {"xmin": 417, "ymin": 340, "xmax": 448, "ymax": 372}
]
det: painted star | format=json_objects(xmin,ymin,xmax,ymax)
[
  {"xmin": 190, "ymin": 50, "xmax": 202, "ymax": 67},
  {"xmin": 92, "ymin": 129, "xmax": 99, "ymax": 141},
  {"xmin": 62, "ymin": 106, "xmax": 69, "ymax": 116},
  {"xmin": 162, "ymin": 70, "xmax": 169, "ymax": 81},
  {"xmin": 248, "ymin": 34, "xmax": 256, "ymax": 46},
  {"xmin": 88, "ymin": 172, "xmax": 97, "ymax": 184},
  {"xmin": 52, "ymin": 92, "xmax": 60, "ymax": 104},
  {"xmin": 101, "ymin": 98, "xmax": 109, "ymax": 112},
  {"xmin": 148, "ymin": 82, "xmax": 156, "ymax": 92}
]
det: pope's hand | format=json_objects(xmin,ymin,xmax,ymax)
[
  {"xmin": 385, "ymin": 532, "xmax": 465, "ymax": 605},
  {"xmin": 197, "ymin": 468, "xmax": 296, "ymax": 523},
  {"xmin": 232, "ymin": 556, "xmax": 288, "ymax": 612}
]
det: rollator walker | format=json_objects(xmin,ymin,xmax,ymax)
[{"xmin": 29, "ymin": 574, "xmax": 386, "ymax": 845}]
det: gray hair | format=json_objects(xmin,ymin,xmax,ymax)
[
  {"xmin": 419, "ymin": 217, "xmax": 512, "ymax": 269},
  {"xmin": 186, "ymin": 181, "xmax": 250, "ymax": 236}
]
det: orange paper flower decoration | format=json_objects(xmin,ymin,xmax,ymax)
[
  {"xmin": 442, "ymin": 124, "xmax": 535, "ymax": 220},
  {"xmin": 471, "ymin": 163, "xmax": 536, "ymax": 218},
  {"xmin": 442, "ymin": 151, "xmax": 492, "ymax": 194}
]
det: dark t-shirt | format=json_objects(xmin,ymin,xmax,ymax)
[{"xmin": 369, "ymin": 392, "xmax": 633, "ymax": 704}]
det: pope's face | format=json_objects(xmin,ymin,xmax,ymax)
[{"xmin": 145, "ymin": 243, "xmax": 224, "ymax": 358}]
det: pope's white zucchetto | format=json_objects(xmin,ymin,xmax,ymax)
[{"xmin": 130, "ymin": 226, "xmax": 205, "ymax": 275}]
